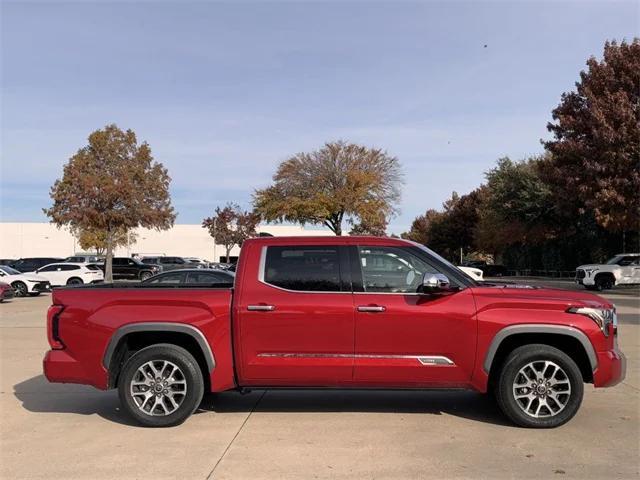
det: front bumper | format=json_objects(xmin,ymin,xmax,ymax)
[
  {"xmin": 31, "ymin": 281, "xmax": 51, "ymax": 292},
  {"xmin": 593, "ymin": 348, "xmax": 626, "ymax": 388},
  {"xmin": 2, "ymin": 288, "xmax": 14, "ymax": 300}
]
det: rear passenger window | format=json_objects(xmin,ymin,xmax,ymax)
[
  {"xmin": 60, "ymin": 265, "xmax": 80, "ymax": 271},
  {"xmin": 149, "ymin": 273, "xmax": 184, "ymax": 284},
  {"xmin": 263, "ymin": 246, "xmax": 341, "ymax": 292}
]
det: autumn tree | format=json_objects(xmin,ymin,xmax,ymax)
[
  {"xmin": 45, "ymin": 124, "xmax": 176, "ymax": 281},
  {"xmin": 254, "ymin": 141, "xmax": 403, "ymax": 235},
  {"xmin": 401, "ymin": 209, "xmax": 443, "ymax": 246},
  {"xmin": 74, "ymin": 226, "xmax": 137, "ymax": 256},
  {"xmin": 202, "ymin": 203, "xmax": 260, "ymax": 263},
  {"xmin": 544, "ymin": 39, "xmax": 640, "ymax": 232}
]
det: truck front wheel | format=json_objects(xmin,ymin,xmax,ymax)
[
  {"xmin": 594, "ymin": 274, "xmax": 615, "ymax": 291},
  {"xmin": 118, "ymin": 343, "xmax": 204, "ymax": 427},
  {"xmin": 494, "ymin": 344, "xmax": 583, "ymax": 428}
]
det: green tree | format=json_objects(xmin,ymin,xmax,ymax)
[
  {"xmin": 544, "ymin": 39, "xmax": 640, "ymax": 232},
  {"xmin": 254, "ymin": 141, "xmax": 403, "ymax": 235},
  {"xmin": 402, "ymin": 190, "xmax": 483, "ymax": 261},
  {"xmin": 45, "ymin": 124, "xmax": 176, "ymax": 281},
  {"xmin": 202, "ymin": 203, "xmax": 260, "ymax": 263}
]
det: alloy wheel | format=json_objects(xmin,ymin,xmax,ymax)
[
  {"xmin": 130, "ymin": 360, "xmax": 187, "ymax": 416},
  {"xmin": 512, "ymin": 360, "xmax": 571, "ymax": 418},
  {"xmin": 12, "ymin": 282, "xmax": 27, "ymax": 297}
]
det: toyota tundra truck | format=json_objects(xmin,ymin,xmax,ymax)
[{"xmin": 44, "ymin": 236, "xmax": 625, "ymax": 428}]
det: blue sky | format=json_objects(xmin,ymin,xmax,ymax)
[{"xmin": 1, "ymin": 1, "xmax": 637, "ymax": 234}]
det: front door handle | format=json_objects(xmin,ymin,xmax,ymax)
[
  {"xmin": 357, "ymin": 305, "xmax": 386, "ymax": 313},
  {"xmin": 247, "ymin": 305, "xmax": 276, "ymax": 311}
]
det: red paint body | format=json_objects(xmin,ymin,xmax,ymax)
[{"xmin": 44, "ymin": 236, "xmax": 625, "ymax": 393}]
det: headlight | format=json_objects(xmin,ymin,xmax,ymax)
[{"xmin": 567, "ymin": 306, "xmax": 617, "ymax": 336}]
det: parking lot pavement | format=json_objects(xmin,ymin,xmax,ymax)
[{"xmin": 1, "ymin": 292, "xmax": 638, "ymax": 480}]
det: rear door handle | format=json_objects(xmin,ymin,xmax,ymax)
[
  {"xmin": 357, "ymin": 305, "xmax": 386, "ymax": 313},
  {"xmin": 247, "ymin": 305, "xmax": 276, "ymax": 311}
]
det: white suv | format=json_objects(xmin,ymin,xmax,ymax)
[
  {"xmin": 33, "ymin": 263, "xmax": 104, "ymax": 286},
  {"xmin": 576, "ymin": 253, "xmax": 640, "ymax": 290}
]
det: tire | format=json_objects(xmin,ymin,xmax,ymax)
[
  {"xmin": 139, "ymin": 271, "xmax": 153, "ymax": 281},
  {"xmin": 494, "ymin": 344, "xmax": 583, "ymax": 428},
  {"xmin": 11, "ymin": 281, "xmax": 28, "ymax": 297},
  {"xmin": 117, "ymin": 344, "xmax": 204, "ymax": 427},
  {"xmin": 594, "ymin": 274, "xmax": 614, "ymax": 291},
  {"xmin": 66, "ymin": 277, "xmax": 83, "ymax": 286}
]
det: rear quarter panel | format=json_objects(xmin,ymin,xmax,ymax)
[{"xmin": 52, "ymin": 287, "xmax": 234, "ymax": 391}]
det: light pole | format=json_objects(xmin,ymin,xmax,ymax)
[{"xmin": 212, "ymin": 217, "xmax": 217, "ymax": 262}]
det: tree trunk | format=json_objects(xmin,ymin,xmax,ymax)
[
  {"xmin": 225, "ymin": 246, "xmax": 232, "ymax": 264},
  {"xmin": 105, "ymin": 231, "xmax": 114, "ymax": 283}
]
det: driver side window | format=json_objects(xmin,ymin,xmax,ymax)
[{"xmin": 357, "ymin": 246, "xmax": 439, "ymax": 293}]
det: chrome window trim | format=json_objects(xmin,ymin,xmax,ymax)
[
  {"xmin": 257, "ymin": 245, "xmax": 459, "ymax": 296},
  {"xmin": 257, "ymin": 352, "xmax": 455, "ymax": 366},
  {"xmin": 258, "ymin": 245, "xmax": 351, "ymax": 295}
]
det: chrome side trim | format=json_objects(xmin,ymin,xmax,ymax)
[
  {"xmin": 256, "ymin": 352, "xmax": 455, "ymax": 366},
  {"xmin": 482, "ymin": 324, "xmax": 598, "ymax": 373}
]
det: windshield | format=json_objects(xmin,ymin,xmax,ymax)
[
  {"xmin": 605, "ymin": 255, "xmax": 625, "ymax": 265},
  {"xmin": 0, "ymin": 266, "xmax": 21, "ymax": 275},
  {"xmin": 414, "ymin": 243, "xmax": 476, "ymax": 285}
]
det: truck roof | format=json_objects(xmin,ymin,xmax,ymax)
[{"xmin": 243, "ymin": 235, "xmax": 416, "ymax": 247}]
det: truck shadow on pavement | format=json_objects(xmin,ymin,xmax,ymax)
[{"xmin": 15, "ymin": 375, "xmax": 511, "ymax": 427}]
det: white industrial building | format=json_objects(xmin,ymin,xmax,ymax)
[{"xmin": 0, "ymin": 223, "xmax": 333, "ymax": 262}]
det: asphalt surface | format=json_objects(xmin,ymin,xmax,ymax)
[{"xmin": 0, "ymin": 282, "xmax": 638, "ymax": 479}]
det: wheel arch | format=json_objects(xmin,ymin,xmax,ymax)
[
  {"xmin": 103, "ymin": 323, "xmax": 215, "ymax": 389},
  {"xmin": 484, "ymin": 325, "xmax": 597, "ymax": 384}
]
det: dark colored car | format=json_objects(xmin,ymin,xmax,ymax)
[
  {"xmin": 0, "ymin": 259, "xmax": 17, "ymax": 266},
  {"xmin": 141, "ymin": 268, "xmax": 235, "ymax": 286},
  {"xmin": 0, "ymin": 282, "xmax": 14, "ymax": 302},
  {"xmin": 479, "ymin": 264, "xmax": 509, "ymax": 277},
  {"xmin": 109, "ymin": 257, "xmax": 160, "ymax": 280},
  {"xmin": 10, "ymin": 257, "xmax": 64, "ymax": 273},
  {"xmin": 141, "ymin": 256, "xmax": 194, "ymax": 272}
]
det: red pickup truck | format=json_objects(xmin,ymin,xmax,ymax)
[{"xmin": 44, "ymin": 236, "xmax": 625, "ymax": 428}]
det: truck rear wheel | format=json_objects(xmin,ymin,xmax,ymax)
[
  {"xmin": 494, "ymin": 344, "xmax": 583, "ymax": 428},
  {"xmin": 118, "ymin": 343, "xmax": 204, "ymax": 427}
]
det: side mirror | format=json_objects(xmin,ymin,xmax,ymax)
[{"xmin": 422, "ymin": 273, "xmax": 451, "ymax": 293}]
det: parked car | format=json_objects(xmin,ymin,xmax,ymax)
[
  {"xmin": 141, "ymin": 256, "xmax": 196, "ymax": 271},
  {"xmin": 576, "ymin": 253, "xmax": 640, "ymax": 291},
  {"xmin": 479, "ymin": 264, "xmax": 509, "ymax": 277},
  {"xmin": 0, "ymin": 265, "xmax": 51, "ymax": 297},
  {"xmin": 183, "ymin": 257, "xmax": 211, "ymax": 268},
  {"xmin": 109, "ymin": 257, "xmax": 160, "ymax": 281},
  {"xmin": 64, "ymin": 255, "xmax": 104, "ymax": 264},
  {"xmin": 10, "ymin": 257, "xmax": 64, "ymax": 273},
  {"xmin": 44, "ymin": 236, "xmax": 625, "ymax": 428},
  {"xmin": 458, "ymin": 266, "xmax": 484, "ymax": 281},
  {"xmin": 0, "ymin": 259, "xmax": 17, "ymax": 266},
  {"xmin": 35, "ymin": 263, "xmax": 104, "ymax": 286},
  {"xmin": 142, "ymin": 269, "xmax": 235, "ymax": 286},
  {"xmin": 209, "ymin": 262, "xmax": 234, "ymax": 270},
  {"xmin": 0, "ymin": 282, "xmax": 14, "ymax": 302}
]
